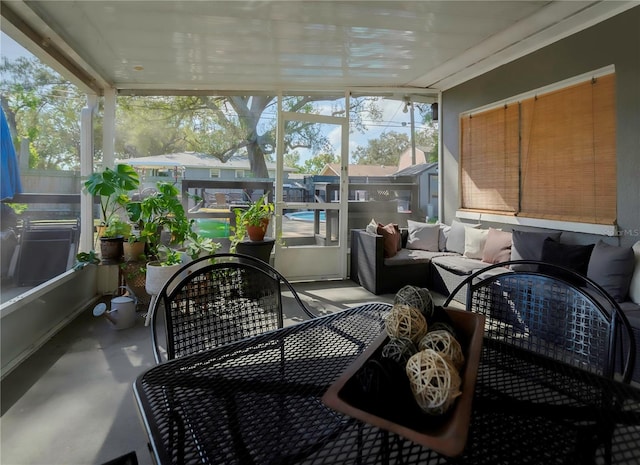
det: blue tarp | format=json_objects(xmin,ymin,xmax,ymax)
[{"xmin": 1, "ymin": 107, "xmax": 23, "ymax": 200}]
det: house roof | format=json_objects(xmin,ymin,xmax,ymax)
[
  {"xmin": 320, "ymin": 164, "xmax": 397, "ymax": 177},
  {"xmin": 394, "ymin": 163, "xmax": 438, "ymax": 177},
  {"xmin": 3, "ymin": 2, "xmax": 633, "ymax": 95},
  {"xmin": 116, "ymin": 152, "xmax": 291, "ymax": 171}
]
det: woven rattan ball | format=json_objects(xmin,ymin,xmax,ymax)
[
  {"xmin": 385, "ymin": 304, "xmax": 428, "ymax": 344},
  {"xmin": 418, "ymin": 330, "xmax": 465, "ymax": 370},
  {"xmin": 381, "ymin": 337, "xmax": 418, "ymax": 365},
  {"xmin": 394, "ymin": 285, "xmax": 434, "ymax": 320},
  {"xmin": 406, "ymin": 349, "xmax": 461, "ymax": 415},
  {"xmin": 428, "ymin": 320, "xmax": 456, "ymax": 336}
]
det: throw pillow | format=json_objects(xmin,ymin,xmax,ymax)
[
  {"xmin": 629, "ymin": 241, "xmax": 640, "ymax": 304},
  {"xmin": 365, "ymin": 218, "xmax": 377, "ymax": 234},
  {"xmin": 463, "ymin": 226, "xmax": 489, "ymax": 260},
  {"xmin": 406, "ymin": 220, "xmax": 440, "ymax": 252},
  {"xmin": 587, "ymin": 240, "xmax": 635, "ymax": 302},
  {"xmin": 482, "ymin": 228, "xmax": 513, "ymax": 264},
  {"xmin": 511, "ymin": 229, "xmax": 562, "ymax": 271},
  {"xmin": 539, "ymin": 238, "xmax": 594, "ymax": 286},
  {"xmin": 446, "ymin": 220, "xmax": 479, "ymax": 255},
  {"xmin": 377, "ymin": 222, "xmax": 400, "ymax": 258},
  {"xmin": 438, "ymin": 223, "xmax": 451, "ymax": 252}
]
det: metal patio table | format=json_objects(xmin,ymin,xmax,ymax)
[{"xmin": 133, "ymin": 302, "xmax": 640, "ymax": 464}]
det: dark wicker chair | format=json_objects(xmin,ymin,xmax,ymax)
[
  {"xmin": 150, "ymin": 253, "xmax": 317, "ymax": 363},
  {"xmin": 443, "ymin": 259, "xmax": 636, "ymax": 382},
  {"xmin": 442, "ymin": 260, "xmax": 637, "ymax": 463}
]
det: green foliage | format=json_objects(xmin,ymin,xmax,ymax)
[
  {"xmin": 155, "ymin": 245, "xmax": 182, "ymax": 266},
  {"xmin": 83, "ymin": 164, "xmax": 140, "ymax": 227},
  {"xmin": 115, "ymin": 95, "xmax": 377, "ymax": 179},
  {"xmin": 2, "ymin": 56, "xmax": 438, "ymax": 178},
  {"xmin": 352, "ymin": 131, "xmax": 410, "ymax": 166},
  {"xmin": 229, "ymin": 193, "xmax": 274, "ymax": 251},
  {"xmin": 1, "ymin": 57, "xmax": 89, "ymax": 170},
  {"xmin": 185, "ymin": 236, "xmax": 222, "ymax": 260},
  {"xmin": 73, "ymin": 250, "xmax": 100, "ymax": 270},
  {"xmin": 238, "ymin": 193, "xmax": 274, "ymax": 227},
  {"xmin": 283, "ymin": 151, "xmax": 302, "ymax": 172},
  {"xmin": 102, "ymin": 219, "xmax": 131, "ymax": 238},
  {"xmin": 302, "ymin": 153, "xmax": 339, "ymax": 174},
  {"xmin": 126, "ymin": 182, "xmax": 191, "ymax": 259},
  {"xmin": 5, "ymin": 203, "xmax": 27, "ymax": 215}
]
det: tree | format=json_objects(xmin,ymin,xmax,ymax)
[
  {"xmin": 351, "ymin": 131, "xmax": 410, "ymax": 166},
  {"xmin": 302, "ymin": 153, "xmax": 339, "ymax": 174},
  {"xmin": 283, "ymin": 151, "xmax": 302, "ymax": 172},
  {"xmin": 4, "ymin": 56, "xmax": 437, "ymax": 176},
  {"xmin": 415, "ymin": 103, "xmax": 439, "ymax": 162},
  {"xmin": 0, "ymin": 57, "xmax": 88, "ymax": 170},
  {"xmin": 116, "ymin": 95, "xmax": 376, "ymax": 178},
  {"xmin": 351, "ymin": 104, "xmax": 439, "ymax": 166}
]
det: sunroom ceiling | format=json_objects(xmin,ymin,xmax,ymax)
[{"xmin": 1, "ymin": 1, "xmax": 635, "ymax": 95}]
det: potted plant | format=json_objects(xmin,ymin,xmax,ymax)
[
  {"xmin": 230, "ymin": 193, "xmax": 274, "ymax": 249},
  {"xmin": 126, "ymin": 182, "xmax": 192, "ymax": 261},
  {"xmin": 145, "ymin": 245, "xmax": 188, "ymax": 297},
  {"xmin": 84, "ymin": 164, "xmax": 140, "ymax": 238},
  {"xmin": 123, "ymin": 233, "xmax": 147, "ymax": 262},
  {"xmin": 84, "ymin": 164, "xmax": 139, "ymax": 261},
  {"xmin": 99, "ymin": 218, "xmax": 131, "ymax": 262}
]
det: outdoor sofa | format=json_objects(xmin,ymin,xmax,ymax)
[{"xmin": 350, "ymin": 219, "xmax": 640, "ymax": 380}]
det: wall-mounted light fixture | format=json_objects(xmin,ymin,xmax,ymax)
[{"xmin": 431, "ymin": 103, "xmax": 439, "ymax": 121}]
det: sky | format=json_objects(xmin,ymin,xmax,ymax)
[{"xmin": 1, "ymin": 32, "xmax": 29, "ymax": 61}]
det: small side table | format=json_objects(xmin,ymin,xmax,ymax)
[{"xmin": 236, "ymin": 237, "xmax": 275, "ymax": 263}]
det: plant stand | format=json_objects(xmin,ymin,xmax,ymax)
[{"xmin": 236, "ymin": 237, "xmax": 275, "ymax": 263}]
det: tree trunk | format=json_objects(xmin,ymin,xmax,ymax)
[{"xmin": 247, "ymin": 142, "xmax": 269, "ymax": 178}]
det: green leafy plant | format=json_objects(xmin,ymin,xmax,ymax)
[
  {"xmin": 102, "ymin": 218, "xmax": 131, "ymax": 238},
  {"xmin": 238, "ymin": 192, "xmax": 274, "ymax": 226},
  {"xmin": 185, "ymin": 235, "xmax": 221, "ymax": 260},
  {"xmin": 83, "ymin": 164, "xmax": 140, "ymax": 230},
  {"xmin": 126, "ymin": 182, "xmax": 192, "ymax": 259},
  {"xmin": 6, "ymin": 203, "xmax": 27, "ymax": 215},
  {"xmin": 127, "ymin": 233, "xmax": 146, "ymax": 243},
  {"xmin": 73, "ymin": 250, "xmax": 100, "ymax": 270},
  {"xmin": 156, "ymin": 245, "xmax": 183, "ymax": 266},
  {"xmin": 229, "ymin": 193, "xmax": 274, "ymax": 251}
]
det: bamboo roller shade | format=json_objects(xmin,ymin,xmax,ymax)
[{"xmin": 460, "ymin": 73, "xmax": 616, "ymax": 225}]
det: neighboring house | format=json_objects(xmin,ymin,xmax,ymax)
[
  {"xmin": 393, "ymin": 162, "xmax": 438, "ymax": 220},
  {"xmin": 116, "ymin": 152, "xmax": 295, "ymax": 187},
  {"xmin": 397, "ymin": 146, "xmax": 430, "ymax": 171},
  {"xmin": 320, "ymin": 163, "xmax": 397, "ymax": 177}
]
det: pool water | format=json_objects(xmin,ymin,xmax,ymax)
[
  {"xmin": 195, "ymin": 219, "xmax": 230, "ymax": 238},
  {"xmin": 285, "ymin": 211, "xmax": 326, "ymax": 222}
]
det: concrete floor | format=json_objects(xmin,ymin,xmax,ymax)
[{"xmin": 0, "ymin": 280, "xmax": 425, "ymax": 465}]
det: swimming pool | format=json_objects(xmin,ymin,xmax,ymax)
[{"xmin": 285, "ymin": 211, "xmax": 326, "ymax": 222}]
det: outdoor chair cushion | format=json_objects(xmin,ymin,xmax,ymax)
[
  {"xmin": 510, "ymin": 229, "xmax": 562, "ymax": 271},
  {"xmin": 587, "ymin": 240, "xmax": 635, "ymax": 302}
]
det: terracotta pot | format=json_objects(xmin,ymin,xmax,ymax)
[
  {"xmin": 246, "ymin": 218, "xmax": 269, "ymax": 241},
  {"xmin": 123, "ymin": 241, "xmax": 146, "ymax": 262}
]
